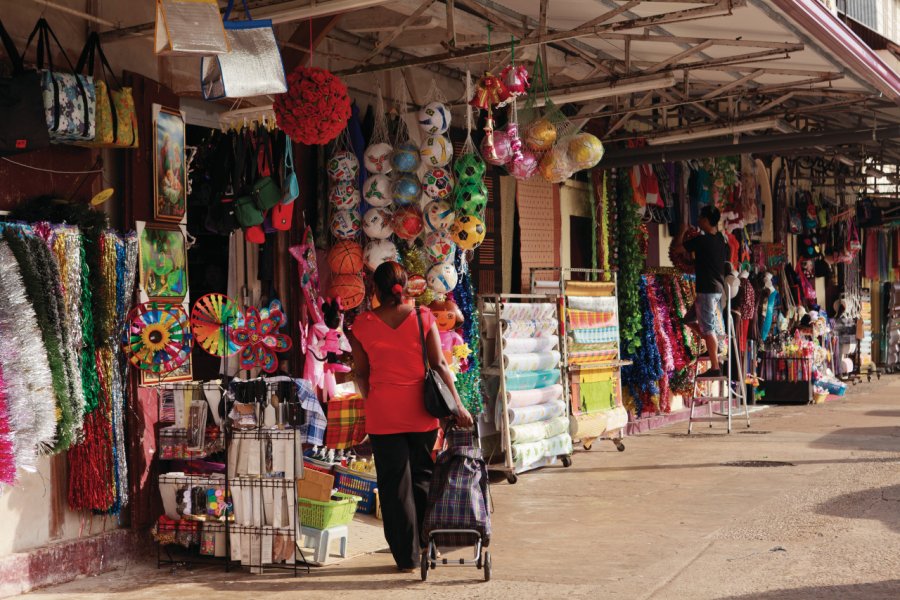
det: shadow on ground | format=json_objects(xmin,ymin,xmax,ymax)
[
  {"xmin": 720, "ymin": 579, "xmax": 900, "ymax": 599},
  {"xmin": 815, "ymin": 483, "xmax": 900, "ymax": 534},
  {"xmin": 808, "ymin": 426, "xmax": 900, "ymax": 452}
]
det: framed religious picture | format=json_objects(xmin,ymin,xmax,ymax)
[
  {"xmin": 154, "ymin": 106, "xmax": 187, "ymax": 222},
  {"xmin": 141, "ymin": 355, "xmax": 193, "ymax": 386},
  {"xmin": 138, "ymin": 224, "xmax": 188, "ymax": 300}
]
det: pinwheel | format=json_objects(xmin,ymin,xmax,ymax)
[
  {"xmin": 190, "ymin": 293, "xmax": 243, "ymax": 357},
  {"xmin": 230, "ymin": 300, "xmax": 292, "ymax": 373},
  {"xmin": 123, "ymin": 302, "xmax": 192, "ymax": 373}
]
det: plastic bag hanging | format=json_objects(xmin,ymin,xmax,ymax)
[{"xmin": 155, "ymin": 0, "xmax": 229, "ymax": 56}]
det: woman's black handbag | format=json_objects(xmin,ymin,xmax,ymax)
[
  {"xmin": 416, "ymin": 308, "xmax": 458, "ymax": 419},
  {"xmin": 0, "ymin": 18, "xmax": 49, "ymax": 155}
]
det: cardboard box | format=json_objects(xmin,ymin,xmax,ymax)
[{"xmin": 297, "ymin": 468, "xmax": 334, "ymax": 502}]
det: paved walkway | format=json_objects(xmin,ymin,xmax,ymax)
[{"xmin": 23, "ymin": 378, "xmax": 900, "ymax": 599}]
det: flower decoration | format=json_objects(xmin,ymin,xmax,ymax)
[
  {"xmin": 274, "ymin": 66, "xmax": 351, "ymax": 145},
  {"xmin": 230, "ymin": 300, "xmax": 292, "ymax": 373},
  {"xmin": 123, "ymin": 302, "xmax": 192, "ymax": 373}
]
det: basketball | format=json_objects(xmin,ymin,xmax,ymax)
[
  {"xmin": 328, "ymin": 274, "xmax": 366, "ymax": 309},
  {"xmin": 327, "ymin": 240, "xmax": 364, "ymax": 274}
]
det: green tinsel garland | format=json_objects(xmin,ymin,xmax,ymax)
[
  {"xmin": 3, "ymin": 229, "xmax": 75, "ymax": 452},
  {"xmin": 79, "ymin": 238, "xmax": 100, "ymax": 415},
  {"xmin": 615, "ymin": 173, "xmax": 645, "ymax": 356}
]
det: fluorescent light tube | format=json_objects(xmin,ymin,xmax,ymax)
[
  {"xmin": 534, "ymin": 74, "xmax": 676, "ymax": 107},
  {"xmin": 646, "ymin": 118, "xmax": 792, "ymax": 145}
]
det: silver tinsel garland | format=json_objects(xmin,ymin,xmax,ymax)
[{"xmin": 0, "ymin": 241, "xmax": 57, "ymax": 470}]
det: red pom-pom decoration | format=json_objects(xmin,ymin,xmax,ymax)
[{"xmin": 274, "ymin": 66, "xmax": 352, "ymax": 145}]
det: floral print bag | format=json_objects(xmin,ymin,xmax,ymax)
[
  {"xmin": 75, "ymin": 33, "xmax": 138, "ymax": 148},
  {"xmin": 23, "ymin": 18, "xmax": 95, "ymax": 143}
]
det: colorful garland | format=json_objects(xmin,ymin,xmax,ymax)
[
  {"xmin": 615, "ymin": 171, "xmax": 645, "ymax": 356},
  {"xmin": 646, "ymin": 276, "xmax": 674, "ymax": 413},
  {"xmin": 0, "ymin": 366, "xmax": 14, "ymax": 485},
  {"xmin": 621, "ymin": 277, "xmax": 662, "ymax": 416},
  {"xmin": 452, "ymin": 250, "xmax": 483, "ymax": 415}
]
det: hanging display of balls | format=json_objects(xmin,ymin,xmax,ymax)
[
  {"xmin": 525, "ymin": 117, "xmax": 558, "ymax": 152},
  {"xmin": 327, "ymin": 151, "xmax": 359, "ymax": 182},
  {"xmin": 361, "ymin": 207, "xmax": 394, "ymax": 239},
  {"xmin": 426, "ymin": 261, "xmax": 459, "ymax": 294},
  {"xmin": 419, "ymin": 134, "xmax": 452, "ymax": 168},
  {"xmin": 364, "ymin": 239, "xmax": 399, "ymax": 271},
  {"xmin": 450, "ymin": 214, "xmax": 486, "ymax": 250},
  {"xmin": 406, "ymin": 274, "xmax": 428, "ymax": 298},
  {"xmin": 424, "ymin": 230, "xmax": 457, "ymax": 263},
  {"xmin": 417, "ymin": 101, "xmax": 452, "ymax": 135},
  {"xmin": 328, "ymin": 273, "xmax": 366, "ymax": 309},
  {"xmin": 566, "ymin": 132, "xmax": 605, "ymax": 171},
  {"xmin": 481, "ymin": 130, "xmax": 512, "ymax": 166},
  {"xmin": 364, "ymin": 142, "xmax": 393, "ymax": 174},
  {"xmin": 454, "ymin": 181, "xmax": 488, "ymax": 216},
  {"xmin": 363, "ymin": 173, "xmax": 393, "ymax": 208},
  {"xmin": 508, "ymin": 148, "xmax": 539, "ymax": 180},
  {"xmin": 454, "ymin": 153, "xmax": 486, "ymax": 184},
  {"xmin": 330, "ymin": 209, "xmax": 361, "ymax": 239},
  {"xmin": 392, "ymin": 173, "xmax": 422, "ymax": 206},
  {"xmin": 538, "ymin": 145, "xmax": 574, "ymax": 184},
  {"xmin": 328, "ymin": 181, "xmax": 361, "ymax": 210},
  {"xmin": 392, "ymin": 206, "xmax": 425, "ymax": 241},
  {"xmin": 422, "ymin": 167, "xmax": 453, "ymax": 200},
  {"xmin": 423, "ymin": 200, "xmax": 456, "ymax": 231},
  {"xmin": 391, "ymin": 141, "xmax": 421, "ymax": 173},
  {"xmin": 327, "ymin": 240, "xmax": 364, "ymax": 274}
]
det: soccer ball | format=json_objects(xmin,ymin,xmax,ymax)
[
  {"xmin": 419, "ymin": 135, "xmax": 452, "ymax": 168},
  {"xmin": 326, "ymin": 151, "xmax": 359, "ymax": 182},
  {"xmin": 427, "ymin": 261, "xmax": 459, "ymax": 294},
  {"xmin": 450, "ymin": 214, "xmax": 486, "ymax": 250},
  {"xmin": 423, "ymin": 167, "xmax": 454, "ymax": 200},
  {"xmin": 364, "ymin": 239, "xmax": 399, "ymax": 271},
  {"xmin": 392, "ymin": 173, "xmax": 421, "ymax": 206},
  {"xmin": 391, "ymin": 141, "xmax": 421, "ymax": 173},
  {"xmin": 424, "ymin": 230, "xmax": 456, "ymax": 263},
  {"xmin": 364, "ymin": 142, "xmax": 393, "ymax": 174},
  {"xmin": 392, "ymin": 206, "xmax": 425, "ymax": 241},
  {"xmin": 361, "ymin": 207, "xmax": 394, "ymax": 239},
  {"xmin": 363, "ymin": 174, "xmax": 393, "ymax": 208},
  {"xmin": 417, "ymin": 101, "xmax": 451, "ymax": 135},
  {"xmin": 423, "ymin": 200, "xmax": 456, "ymax": 231},
  {"xmin": 330, "ymin": 209, "xmax": 361, "ymax": 240},
  {"xmin": 328, "ymin": 181, "xmax": 360, "ymax": 210},
  {"xmin": 453, "ymin": 153, "xmax": 486, "ymax": 184},
  {"xmin": 454, "ymin": 181, "xmax": 488, "ymax": 216}
]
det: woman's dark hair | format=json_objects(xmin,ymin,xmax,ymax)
[
  {"xmin": 699, "ymin": 204, "xmax": 721, "ymax": 226},
  {"xmin": 373, "ymin": 261, "xmax": 407, "ymax": 306}
]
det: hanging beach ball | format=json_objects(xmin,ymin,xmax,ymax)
[
  {"xmin": 566, "ymin": 133, "xmax": 605, "ymax": 171},
  {"xmin": 525, "ymin": 118, "xmax": 557, "ymax": 152},
  {"xmin": 450, "ymin": 214, "xmax": 486, "ymax": 250},
  {"xmin": 481, "ymin": 130, "xmax": 512, "ymax": 166},
  {"xmin": 538, "ymin": 145, "xmax": 573, "ymax": 184},
  {"xmin": 330, "ymin": 209, "xmax": 361, "ymax": 239},
  {"xmin": 423, "ymin": 200, "xmax": 456, "ymax": 231},
  {"xmin": 392, "ymin": 206, "xmax": 425, "ymax": 241},
  {"xmin": 423, "ymin": 167, "xmax": 454, "ymax": 200},
  {"xmin": 419, "ymin": 135, "xmax": 452, "ymax": 168},
  {"xmin": 427, "ymin": 261, "xmax": 459, "ymax": 294},
  {"xmin": 362, "ymin": 207, "xmax": 394, "ymax": 239},
  {"xmin": 391, "ymin": 141, "xmax": 421, "ymax": 173},
  {"xmin": 418, "ymin": 101, "xmax": 452, "ymax": 135},
  {"xmin": 364, "ymin": 142, "xmax": 393, "ymax": 174},
  {"xmin": 424, "ymin": 230, "xmax": 457, "ymax": 263},
  {"xmin": 406, "ymin": 274, "xmax": 428, "ymax": 298},
  {"xmin": 328, "ymin": 274, "xmax": 366, "ymax": 309},
  {"xmin": 454, "ymin": 181, "xmax": 488, "ymax": 216},
  {"xmin": 327, "ymin": 240, "xmax": 364, "ymax": 274},
  {"xmin": 364, "ymin": 239, "xmax": 399, "ymax": 271},
  {"xmin": 454, "ymin": 153, "xmax": 486, "ymax": 184},
  {"xmin": 508, "ymin": 149, "xmax": 539, "ymax": 180},
  {"xmin": 327, "ymin": 151, "xmax": 359, "ymax": 181},
  {"xmin": 363, "ymin": 173, "xmax": 393, "ymax": 208},
  {"xmin": 392, "ymin": 173, "xmax": 422, "ymax": 206},
  {"xmin": 328, "ymin": 181, "xmax": 360, "ymax": 210}
]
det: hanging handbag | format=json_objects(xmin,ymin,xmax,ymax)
[
  {"xmin": 155, "ymin": 0, "xmax": 229, "ymax": 56},
  {"xmin": 282, "ymin": 141, "xmax": 299, "ymax": 204},
  {"xmin": 0, "ymin": 18, "xmax": 49, "ymax": 155},
  {"xmin": 234, "ymin": 176, "xmax": 280, "ymax": 227},
  {"xmin": 75, "ymin": 33, "xmax": 138, "ymax": 148},
  {"xmin": 200, "ymin": 0, "xmax": 288, "ymax": 99},
  {"xmin": 416, "ymin": 308, "xmax": 458, "ymax": 419},
  {"xmin": 23, "ymin": 18, "xmax": 96, "ymax": 143}
]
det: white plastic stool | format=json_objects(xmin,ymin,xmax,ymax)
[{"xmin": 300, "ymin": 525, "xmax": 349, "ymax": 564}]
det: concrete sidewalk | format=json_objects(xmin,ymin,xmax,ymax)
[{"xmin": 22, "ymin": 378, "xmax": 900, "ymax": 599}]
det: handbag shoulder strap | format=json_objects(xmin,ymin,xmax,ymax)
[
  {"xmin": 0, "ymin": 19, "xmax": 25, "ymax": 74},
  {"xmin": 415, "ymin": 307, "xmax": 429, "ymax": 371},
  {"xmin": 224, "ymin": 0, "xmax": 253, "ymax": 20}
]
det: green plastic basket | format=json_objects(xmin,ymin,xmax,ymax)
[{"xmin": 297, "ymin": 492, "xmax": 359, "ymax": 530}]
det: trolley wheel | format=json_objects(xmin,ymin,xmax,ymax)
[
  {"xmin": 420, "ymin": 552, "xmax": 428, "ymax": 581},
  {"xmin": 583, "ymin": 441, "xmax": 593, "ymax": 451},
  {"xmin": 506, "ymin": 473, "xmax": 518, "ymax": 485},
  {"xmin": 616, "ymin": 441, "xmax": 625, "ymax": 452},
  {"xmin": 561, "ymin": 455, "xmax": 572, "ymax": 468},
  {"xmin": 483, "ymin": 551, "xmax": 492, "ymax": 582}
]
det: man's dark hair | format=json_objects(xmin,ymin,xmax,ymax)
[{"xmin": 699, "ymin": 205, "xmax": 720, "ymax": 226}]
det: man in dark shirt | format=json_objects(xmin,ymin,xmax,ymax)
[{"xmin": 674, "ymin": 205, "xmax": 729, "ymax": 376}]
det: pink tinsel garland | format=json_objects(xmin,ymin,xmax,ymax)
[
  {"xmin": 645, "ymin": 276, "xmax": 673, "ymax": 413},
  {"xmin": 0, "ymin": 366, "xmax": 15, "ymax": 485}
]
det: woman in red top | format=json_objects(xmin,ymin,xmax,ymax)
[{"xmin": 350, "ymin": 261, "xmax": 473, "ymax": 572}]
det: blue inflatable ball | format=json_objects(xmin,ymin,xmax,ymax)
[
  {"xmin": 391, "ymin": 141, "xmax": 421, "ymax": 173},
  {"xmin": 392, "ymin": 173, "xmax": 422, "ymax": 206}
]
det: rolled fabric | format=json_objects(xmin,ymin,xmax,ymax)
[
  {"xmin": 507, "ymin": 384, "xmax": 563, "ymax": 407},
  {"xmin": 503, "ymin": 350, "xmax": 561, "ymax": 372},
  {"xmin": 509, "ymin": 416, "xmax": 569, "ymax": 444},
  {"xmin": 544, "ymin": 432, "xmax": 573, "ymax": 457},
  {"xmin": 604, "ymin": 406, "xmax": 629, "ymax": 431},
  {"xmin": 511, "ymin": 440, "xmax": 545, "ymax": 465},
  {"xmin": 504, "ymin": 369, "xmax": 560, "ymax": 391},
  {"xmin": 508, "ymin": 400, "xmax": 566, "ymax": 425},
  {"xmin": 567, "ymin": 309, "xmax": 615, "ymax": 329},
  {"xmin": 570, "ymin": 411, "xmax": 608, "ymax": 440},
  {"xmin": 502, "ymin": 318, "xmax": 559, "ymax": 339},
  {"xmin": 499, "ymin": 302, "xmax": 556, "ymax": 321},
  {"xmin": 503, "ymin": 335, "xmax": 559, "ymax": 354},
  {"xmin": 565, "ymin": 281, "xmax": 615, "ymax": 296},
  {"xmin": 567, "ymin": 295, "xmax": 618, "ymax": 311}
]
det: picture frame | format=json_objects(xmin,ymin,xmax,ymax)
[
  {"xmin": 141, "ymin": 355, "xmax": 193, "ymax": 386},
  {"xmin": 154, "ymin": 107, "xmax": 187, "ymax": 223},
  {"xmin": 138, "ymin": 224, "xmax": 188, "ymax": 300}
]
